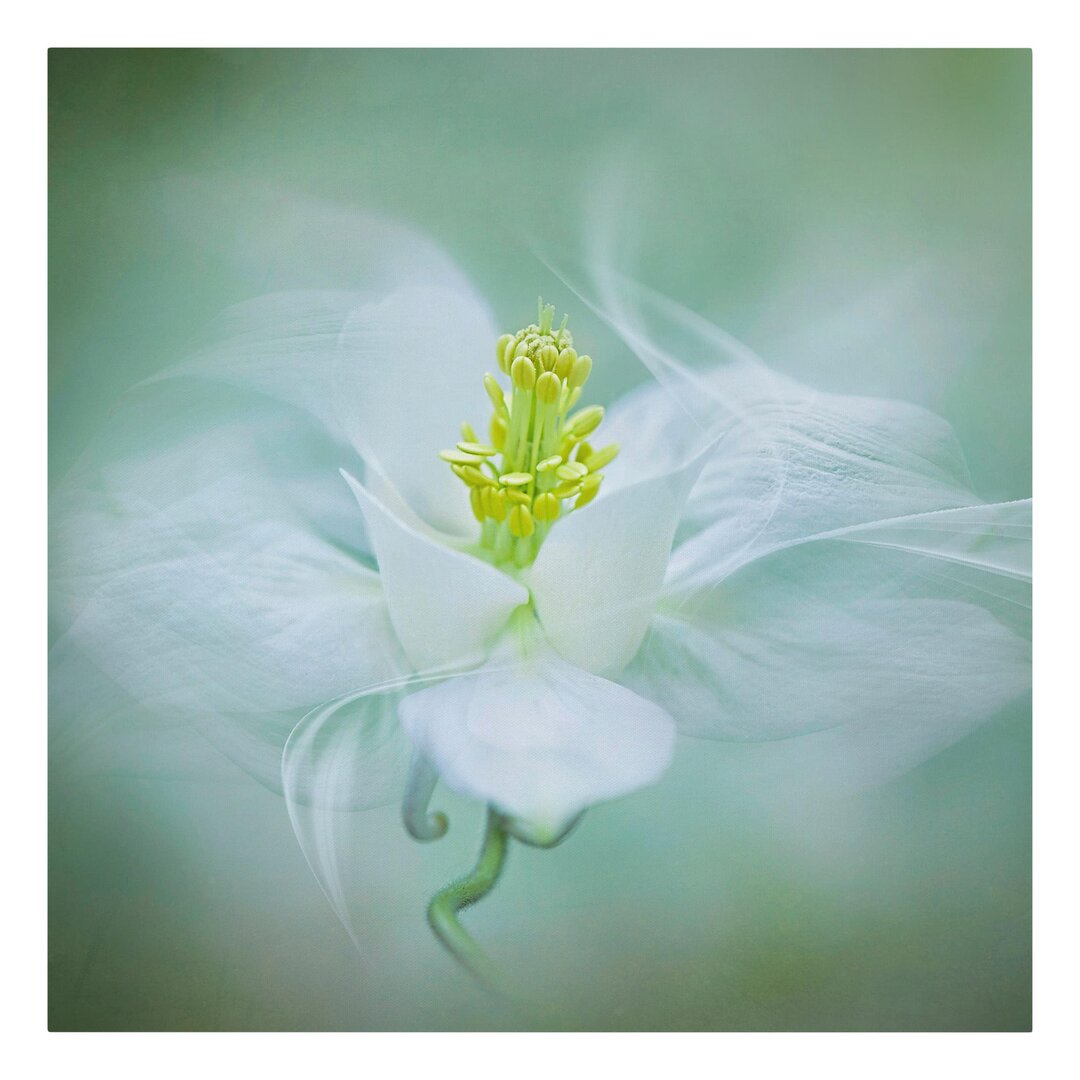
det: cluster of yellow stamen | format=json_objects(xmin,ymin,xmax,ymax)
[{"xmin": 439, "ymin": 299, "xmax": 619, "ymax": 568}]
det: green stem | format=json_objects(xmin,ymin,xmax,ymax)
[{"xmin": 427, "ymin": 807, "xmax": 509, "ymax": 985}]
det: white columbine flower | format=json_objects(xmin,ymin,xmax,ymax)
[{"xmin": 50, "ymin": 210, "xmax": 1031, "ymax": 979}]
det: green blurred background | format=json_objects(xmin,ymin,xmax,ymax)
[{"xmin": 49, "ymin": 49, "xmax": 1031, "ymax": 1031}]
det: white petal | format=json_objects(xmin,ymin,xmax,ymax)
[
  {"xmin": 160, "ymin": 199, "xmax": 499, "ymax": 534},
  {"xmin": 399, "ymin": 641, "xmax": 676, "ymax": 839},
  {"xmin": 625, "ymin": 502, "xmax": 1030, "ymax": 787},
  {"xmin": 51, "ymin": 385, "xmax": 407, "ymax": 787},
  {"xmin": 667, "ymin": 383, "xmax": 978, "ymax": 592},
  {"xmin": 575, "ymin": 269, "xmax": 979, "ymax": 586},
  {"xmin": 527, "ymin": 441, "xmax": 715, "ymax": 678},
  {"xmin": 341, "ymin": 469, "xmax": 528, "ymax": 674},
  {"xmin": 280, "ymin": 678, "xmax": 417, "ymax": 951}
]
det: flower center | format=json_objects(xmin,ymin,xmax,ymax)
[{"xmin": 439, "ymin": 299, "xmax": 619, "ymax": 568}]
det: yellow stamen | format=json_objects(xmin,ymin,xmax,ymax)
[
  {"xmin": 457, "ymin": 441, "xmax": 498, "ymax": 457},
  {"xmin": 569, "ymin": 354, "xmax": 592, "ymax": 389},
  {"xmin": 439, "ymin": 302, "xmax": 613, "ymax": 567},
  {"xmin": 583, "ymin": 443, "xmax": 619, "ymax": 471},
  {"xmin": 511, "ymin": 355, "xmax": 536, "ymax": 392},
  {"xmin": 499, "ymin": 471, "xmax": 533, "ymax": 487},
  {"xmin": 568, "ymin": 405, "xmax": 604, "ymax": 438},
  {"xmin": 440, "ymin": 448, "xmax": 487, "ymax": 466},
  {"xmin": 533, "ymin": 492, "xmax": 560, "ymax": 522},
  {"xmin": 555, "ymin": 348, "xmax": 576, "ymax": 380},
  {"xmin": 496, "ymin": 333, "xmax": 514, "ymax": 373},
  {"xmin": 555, "ymin": 461, "xmax": 589, "ymax": 482},
  {"xmin": 535, "ymin": 371, "xmax": 561, "ymax": 406},
  {"xmin": 508, "ymin": 504, "xmax": 535, "ymax": 538}
]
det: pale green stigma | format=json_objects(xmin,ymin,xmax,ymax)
[{"xmin": 438, "ymin": 299, "xmax": 619, "ymax": 568}]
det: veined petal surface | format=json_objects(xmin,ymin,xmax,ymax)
[{"xmin": 585, "ymin": 271, "xmax": 979, "ymax": 569}]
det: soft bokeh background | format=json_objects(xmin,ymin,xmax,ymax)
[{"xmin": 49, "ymin": 49, "xmax": 1031, "ymax": 1031}]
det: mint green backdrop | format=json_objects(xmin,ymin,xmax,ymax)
[{"xmin": 49, "ymin": 49, "xmax": 1030, "ymax": 1031}]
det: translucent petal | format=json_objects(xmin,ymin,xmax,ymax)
[
  {"xmin": 340, "ymin": 469, "xmax": 528, "ymax": 674},
  {"xmin": 50, "ymin": 383, "xmax": 407, "ymax": 788},
  {"xmin": 160, "ymin": 202, "xmax": 500, "ymax": 534},
  {"xmin": 399, "ymin": 643, "xmax": 676, "ymax": 839},
  {"xmin": 567, "ymin": 269, "xmax": 979, "ymax": 576},
  {"xmin": 625, "ymin": 502, "xmax": 1031, "ymax": 786},
  {"xmin": 279, "ymin": 674, "xmax": 436, "ymax": 954},
  {"xmin": 666, "ymin": 384, "xmax": 978, "ymax": 593},
  {"xmin": 49, "ymin": 632, "xmax": 241, "ymax": 784}
]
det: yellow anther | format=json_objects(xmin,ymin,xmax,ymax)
[
  {"xmin": 536, "ymin": 370, "xmax": 561, "ymax": 405},
  {"xmin": 575, "ymin": 481, "xmax": 601, "ymax": 509},
  {"xmin": 568, "ymin": 405, "xmax": 604, "ymax": 437},
  {"xmin": 569, "ymin": 354, "xmax": 592, "ymax": 389},
  {"xmin": 499, "ymin": 471, "xmax": 533, "ymax": 487},
  {"xmin": 583, "ymin": 443, "xmax": 620, "ymax": 471},
  {"xmin": 484, "ymin": 374, "xmax": 509, "ymax": 415},
  {"xmin": 457, "ymin": 465, "xmax": 496, "ymax": 487},
  {"xmin": 539, "ymin": 343, "xmax": 559, "ymax": 371},
  {"xmin": 555, "ymin": 347, "xmax": 576, "ymax": 380},
  {"xmin": 457, "ymin": 441, "xmax": 497, "ymax": 457},
  {"xmin": 533, "ymin": 492, "xmax": 560, "ymax": 521},
  {"xmin": 444, "ymin": 308, "xmax": 611, "ymax": 567},
  {"xmin": 489, "ymin": 413, "xmax": 508, "ymax": 450},
  {"xmin": 440, "ymin": 448, "xmax": 486, "ymax": 466},
  {"xmin": 556, "ymin": 460, "xmax": 589, "ymax": 481},
  {"xmin": 511, "ymin": 355, "xmax": 536, "ymax": 391},
  {"xmin": 481, "ymin": 486, "xmax": 508, "ymax": 521},
  {"xmin": 496, "ymin": 333, "xmax": 514, "ymax": 373},
  {"xmin": 508, "ymin": 504, "xmax": 535, "ymax": 538}
]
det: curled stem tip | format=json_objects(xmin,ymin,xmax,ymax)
[
  {"xmin": 427, "ymin": 807, "xmax": 509, "ymax": 986},
  {"xmin": 402, "ymin": 753, "xmax": 448, "ymax": 842}
]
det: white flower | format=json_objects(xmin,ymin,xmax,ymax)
[{"xmin": 50, "ymin": 205, "xmax": 1031, "ymax": 973}]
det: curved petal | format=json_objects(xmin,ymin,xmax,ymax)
[
  {"xmin": 526, "ymin": 439, "xmax": 715, "ymax": 678},
  {"xmin": 666, "ymin": 384, "xmax": 978, "ymax": 592},
  {"xmin": 399, "ymin": 639, "xmax": 676, "ymax": 840},
  {"xmin": 50, "ymin": 382, "xmax": 407, "ymax": 788},
  {"xmin": 341, "ymin": 469, "xmax": 528, "ymax": 674},
  {"xmin": 280, "ymin": 677, "xmax": 418, "ymax": 951},
  {"xmin": 576, "ymin": 270, "xmax": 979, "ymax": 582},
  {"xmin": 160, "ymin": 200, "xmax": 500, "ymax": 534},
  {"xmin": 624, "ymin": 502, "xmax": 1030, "ymax": 787}
]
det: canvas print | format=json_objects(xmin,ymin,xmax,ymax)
[{"xmin": 49, "ymin": 49, "xmax": 1032, "ymax": 1031}]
